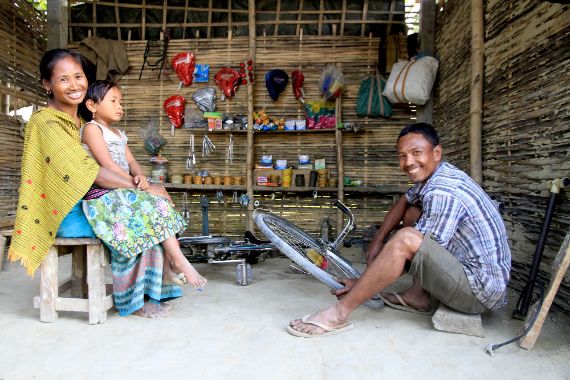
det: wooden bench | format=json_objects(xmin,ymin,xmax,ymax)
[
  {"xmin": 32, "ymin": 238, "xmax": 114, "ymax": 324},
  {"xmin": 0, "ymin": 228, "xmax": 13, "ymax": 271}
]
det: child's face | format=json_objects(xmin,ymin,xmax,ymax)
[
  {"xmin": 43, "ymin": 56, "xmax": 88, "ymax": 110},
  {"xmin": 95, "ymin": 86, "xmax": 124, "ymax": 123}
]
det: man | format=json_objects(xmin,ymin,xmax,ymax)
[{"xmin": 288, "ymin": 123, "xmax": 511, "ymax": 337}]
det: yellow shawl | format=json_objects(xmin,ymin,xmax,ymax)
[{"xmin": 9, "ymin": 108, "xmax": 99, "ymax": 275}]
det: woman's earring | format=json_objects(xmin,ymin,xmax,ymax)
[{"xmin": 46, "ymin": 89, "xmax": 52, "ymax": 95}]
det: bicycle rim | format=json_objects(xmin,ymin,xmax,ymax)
[{"xmin": 254, "ymin": 209, "xmax": 361, "ymax": 290}]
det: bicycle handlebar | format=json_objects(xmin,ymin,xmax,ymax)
[{"xmin": 331, "ymin": 200, "xmax": 355, "ymax": 250}]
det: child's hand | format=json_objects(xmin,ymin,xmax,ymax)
[{"xmin": 134, "ymin": 174, "xmax": 150, "ymax": 190}]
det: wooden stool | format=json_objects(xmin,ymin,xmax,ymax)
[
  {"xmin": 32, "ymin": 238, "xmax": 114, "ymax": 324},
  {"xmin": 0, "ymin": 228, "xmax": 13, "ymax": 271}
]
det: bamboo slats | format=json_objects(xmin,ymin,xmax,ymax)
[
  {"xmin": 436, "ymin": 0, "xmax": 570, "ymax": 314},
  {"xmin": 0, "ymin": 0, "xmax": 46, "ymax": 109},
  {"xmin": 0, "ymin": 114, "xmax": 23, "ymax": 227}
]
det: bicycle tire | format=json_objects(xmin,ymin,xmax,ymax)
[{"xmin": 254, "ymin": 209, "xmax": 361, "ymax": 290}]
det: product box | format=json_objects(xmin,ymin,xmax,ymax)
[{"xmin": 314, "ymin": 158, "xmax": 326, "ymax": 170}]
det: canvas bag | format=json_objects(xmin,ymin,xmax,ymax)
[
  {"xmin": 382, "ymin": 55, "xmax": 439, "ymax": 105},
  {"xmin": 356, "ymin": 70, "xmax": 392, "ymax": 118}
]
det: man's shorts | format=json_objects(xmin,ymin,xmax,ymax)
[{"xmin": 409, "ymin": 232, "xmax": 486, "ymax": 314}]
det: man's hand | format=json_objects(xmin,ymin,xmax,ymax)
[
  {"xmin": 133, "ymin": 174, "xmax": 150, "ymax": 190},
  {"xmin": 330, "ymin": 278, "xmax": 358, "ymax": 299},
  {"xmin": 146, "ymin": 183, "xmax": 173, "ymax": 205},
  {"xmin": 366, "ymin": 242, "xmax": 383, "ymax": 265}
]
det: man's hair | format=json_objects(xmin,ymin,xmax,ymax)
[{"xmin": 397, "ymin": 123, "xmax": 440, "ymax": 147}]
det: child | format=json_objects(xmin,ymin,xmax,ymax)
[{"xmin": 81, "ymin": 80, "xmax": 206, "ymax": 289}]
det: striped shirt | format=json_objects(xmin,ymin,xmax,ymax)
[{"xmin": 406, "ymin": 162, "xmax": 511, "ymax": 309}]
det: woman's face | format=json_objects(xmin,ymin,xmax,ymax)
[{"xmin": 43, "ymin": 56, "xmax": 88, "ymax": 111}]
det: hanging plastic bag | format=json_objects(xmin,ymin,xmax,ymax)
[
  {"xmin": 215, "ymin": 67, "xmax": 241, "ymax": 100},
  {"xmin": 320, "ymin": 63, "xmax": 344, "ymax": 101},
  {"xmin": 171, "ymin": 52, "xmax": 196, "ymax": 87},
  {"xmin": 139, "ymin": 117, "xmax": 166, "ymax": 155},
  {"xmin": 292, "ymin": 69, "xmax": 305, "ymax": 102},
  {"xmin": 192, "ymin": 87, "xmax": 216, "ymax": 112},
  {"xmin": 265, "ymin": 69, "xmax": 289, "ymax": 101},
  {"xmin": 194, "ymin": 64, "xmax": 209, "ymax": 83},
  {"xmin": 356, "ymin": 70, "xmax": 392, "ymax": 118},
  {"xmin": 163, "ymin": 95, "xmax": 185, "ymax": 129}
]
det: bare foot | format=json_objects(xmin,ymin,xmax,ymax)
[
  {"xmin": 172, "ymin": 259, "xmax": 207, "ymax": 288},
  {"xmin": 133, "ymin": 302, "xmax": 170, "ymax": 318},
  {"xmin": 379, "ymin": 290, "xmax": 431, "ymax": 312},
  {"xmin": 288, "ymin": 303, "xmax": 350, "ymax": 336},
  {"xmin": 162, "ymin": 261, "xmax": 187, "ymax": 286}
]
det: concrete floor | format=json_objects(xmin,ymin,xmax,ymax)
[{"xmin": 0, "ymin": 247, "xmax": 569, "ymax": 380}]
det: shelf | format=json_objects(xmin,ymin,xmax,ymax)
[
  {"xmin": 254, "ymin": 128, "xmax": 338, "ymax": 134},
  {"xmin": 163, "ymin": 183, "xmax": 246, "ymax": 191},
  {"xmin": 253, "ymin": 186, "xmax": 337, "ymax": 193},
  {"xmin": 343, "ymin": 185, "xmax": 410, "ymax": 194}
]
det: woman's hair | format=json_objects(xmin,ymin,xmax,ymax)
[
  {"xmin": 397, "ymin": 123, "xmax": 440, "ymax": 147},
  {"xmin": 81, "ymin": 80, "xmax": 118, "ymax": 121},
  {"xmin": 39, "ymin": 48, "xmax": 89, "ymax": 82}
]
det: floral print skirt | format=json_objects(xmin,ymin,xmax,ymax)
[{"xmin": 83, "ymin": 189, "xmax": 187, "ymax": 258}]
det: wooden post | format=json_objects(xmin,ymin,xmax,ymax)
[
  {"xmin": 416, "ymin": 0, "xmax": 436, "ymax": 125},
  {"xmin": 87, "ymin": 243, "xmax": 107, "ymax": 324},
  {"xmin": 40, "ymin": 247, "xmax": 59, "ymax": 322},
  {"xmin": 47, "ymin": 0, "xmax": 68, "ymax": 49},
  {"xmin": 519, "ymin": 233, "xmax": 570, "ymax": 350},
  {"xmin": 470, "ymin": 0, "xmax": 484, "ymax": 185},
  {"xmin": 246, "ymin": 0, "xmax": 257, "ymax": 232},
  {"xmin": 335, "ymin": 92, "xmax": 345, "ymax": 230}
]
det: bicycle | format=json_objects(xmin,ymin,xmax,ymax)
[{"xmin": 253, "ymin": 200, "xmax": 384, "ymax": 309}]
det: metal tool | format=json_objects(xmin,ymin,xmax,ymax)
[
  {"xmin": 202, "ymin": 134, "xmax": 216, "ymax": 157},
  {"xmin": 186, "ymin": 133, "xmax": 195, "ymax": 171},
  {"xmin": 226, "ymin": 133, "xmax": 234, "ymax": 163}
]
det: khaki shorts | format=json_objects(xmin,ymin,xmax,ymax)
[{"xmin": 409, "ymin": 233, "xmax": 486, "ymax": 314}]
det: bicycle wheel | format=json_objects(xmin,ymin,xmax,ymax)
[{"xmin": 254, "ymin": 209, "xmax": 361, "ymax": 290}]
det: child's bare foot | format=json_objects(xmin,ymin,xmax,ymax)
[
  {"xmin": 175, "ymin": 260, "xmax": 207, "ymax": 288},
  {"xmin": 162, "ymin": 262, "xmax": 186, "ymax": 286},
  {"xmin": 133, "ymin": 302, "xmax": 170, "ymax": 318}
]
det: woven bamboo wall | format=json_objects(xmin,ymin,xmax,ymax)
[
  {"xmin": 113, "ymin": 35, "xmax": 411, "ymax": 238},
  {"xmin": 0, "ymin": 0, "xmax": 45, "ymax": 228},
  {"xmin": 435, "ymin": 0, "xmax": 570, "ymax": 313},
  {"xmin": 0, "ymin": 0, "xmax": 46, "ymax": 107},
  {"xmin": 433, "ymin": 0, "xmax": 470, "ymax": 172},
  {"xmin": 0, "ymin": 114, "xmax": 23, "ymax": 228}
]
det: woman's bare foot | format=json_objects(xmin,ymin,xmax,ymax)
[{"xmin": 133, "ymin": 302, "xmax": 170, "ymax": 318}]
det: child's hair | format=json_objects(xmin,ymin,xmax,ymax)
[
  {"xmin": 82, "ymin": 80, "xmax": 119, "ymax": 121},
  {"xmin": 39, "ymin": 49, "xmax": 90, "ymax": 98}
]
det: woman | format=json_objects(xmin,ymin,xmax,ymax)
[{"xmin": 9, "ymin": 49, "xmax": 181, "ymax": 318}]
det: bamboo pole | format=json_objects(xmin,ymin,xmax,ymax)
[
  {"xmin": 336, "ymin": 92, "xmax": 345, "ymax": 230},
  {"xmin": 470, "ymin": 0, "xmax": 484, "ymax": 185},
  {"xmin": 246, "ymin": 0, "xmax": 256, "ymax": 232}
]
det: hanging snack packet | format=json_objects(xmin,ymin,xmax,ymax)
[
  {"xmin": 171, "ymin": 52, "xmax": 196, "ymax": 87},
  {"xmin": 163, "ymin": 95, "xmax": 185, "ymax": 129}
]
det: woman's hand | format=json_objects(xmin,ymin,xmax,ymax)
[
  {"xmin": 146, "ymin": 183, "xmax": 174, "ymax": 205},
  {"xmin": 133, "ymin": 174, "xmax": 150, "ymax": 190}
]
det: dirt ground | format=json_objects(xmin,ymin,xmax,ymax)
[{"xmin": 0, "ymin": 247, "xmax": 569, "ymax": 380}]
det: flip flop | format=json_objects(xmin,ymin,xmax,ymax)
[
  {"xmin": 378, "ymin": 292, "xmax": 434, "ymax": 316},
  {"xmin": 286, "ymin": 315, "xmax": 354, "ymax": 338}
]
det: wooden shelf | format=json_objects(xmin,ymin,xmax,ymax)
[
  {"xmin": 253, "ymin": 128, "xmax": 337, "ymax": 134},
  {"xmin": 253, "ymin": 186, "xmax": 337, "ymax": 193},
  {"xmin": 343, "ymin": 185, "xmax": 410, "ymax": 194},
  {"xmin": 163, "ymin": 183, "xmax": 246, "ymax": 191}
]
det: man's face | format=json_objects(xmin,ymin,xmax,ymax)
[{"xmin": 397, "ymin": 132, "xmax": 442, "ymax": 183}]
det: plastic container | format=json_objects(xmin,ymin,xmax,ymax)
[
  {"xmin": 275, "ymin": 159, "xmax": 287, "ymax": 170},
  {"xmin": 295, "ymin": 119, "xmax": 306, "ymax": 130},
  {"xmin": 298, "ymin": 154, "xmax": 310, "ymax": 164}
]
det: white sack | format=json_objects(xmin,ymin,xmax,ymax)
[{"xmin": 383, "ymin": 56, "xmax": 439, "ymax": 105}]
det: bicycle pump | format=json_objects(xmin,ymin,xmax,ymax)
[
  {"xmin": 200, "ymin": 195, "xmax": 209, "ymax": 236},
  {"xmin": 512, "ymin": 177, "xmax": 569, "ymax": 320}
]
